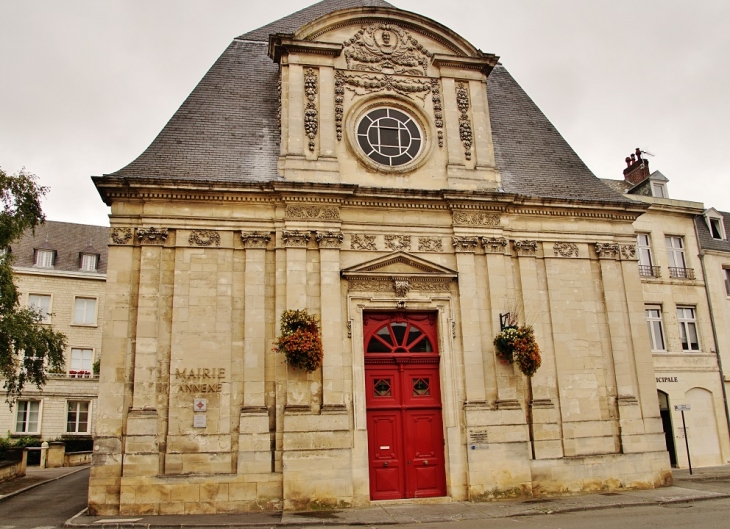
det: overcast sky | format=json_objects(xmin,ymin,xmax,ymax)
[{"xmin": 1, "ymin": 0, "xmax": 728, "ymax": 227}]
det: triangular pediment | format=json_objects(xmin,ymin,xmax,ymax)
[{"xmin": 341, "ymin": 251, "xmax": 457, "ymax": 279}]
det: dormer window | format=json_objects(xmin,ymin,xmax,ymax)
[
  {"xmin": 34, "ymin": 249, "xmax": 55, "ymax": 268},
  {"xmin": 703, "ymin": 208, "xmax": 727, "ymax": 240},
  {"xmin": 80, "ymin": 253, "xmax": 98, "ymax": 271}
]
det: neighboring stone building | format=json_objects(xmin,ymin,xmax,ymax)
[
  {"xmin": 89, "ymin": 0, "xmax": 672, "ymax": 515},
  {"xmin": 604, "ymin": 153, "xmax": 730, "ymax": 469},
  {"xmin": 0, "ymin": 221, "xmax": 108, "ymax": 442}
]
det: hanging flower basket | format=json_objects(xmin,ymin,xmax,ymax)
[
  {"xmin": 274, "ymin": 309, "xmax": 323, "ymax": 372},
  {"xmin": 493, "ymin": 325, "xmax": 542, "ymax": 377}
]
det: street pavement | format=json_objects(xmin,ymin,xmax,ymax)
[{"xmin": 4, "ymin": 464, "xmax": 730, "ymax": 528}]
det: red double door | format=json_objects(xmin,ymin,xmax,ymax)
[{"xmin": 364, "ymin": 312, "xmax": 447, "ymax": 500}]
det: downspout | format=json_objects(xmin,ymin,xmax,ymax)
[{"xmin": 694, "ymin": 221, "xmax": 730, "ymax": 446}]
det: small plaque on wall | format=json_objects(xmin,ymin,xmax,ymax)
[
  {"xmin": 193, "ymin": 414, "xmax": 207, "ymax": 428},
  {"xmin": 194, "ymin": 398, "xmax": 207, "ymax": 411}
]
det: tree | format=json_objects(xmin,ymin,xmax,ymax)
[{"xmin": 0, "ymin": 167, "xmax": 67, "ymax": 406}]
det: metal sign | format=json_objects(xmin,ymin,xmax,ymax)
[
  {"xmin": 674, "ymin": 404, "xmax": 691, "ymax": 411},
  {"xmin": 193, "ymin": 398, "xmax": 207, "ymax": 412},
  {"xmin": 193, "ymin": 414, "xmax": 207, "ymax": 428}
]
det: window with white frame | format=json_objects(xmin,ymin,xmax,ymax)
[
  {"xmin": 80, "ymin": 253, "xmax": 98, "ymax": 271},
  {"xmin": 652, "ymin": 182, "xmax": 667, "ymax": 198},
  {"xmin": 725, "ymin": 268, "xmax": 730, "ymax": 296},
  {"xmin": 703, "ymin": 209, "xmax": 727, "ymax": 240},
  {"xmin": 70, "ymin": 348, "xmax": 93, "ymax": 377},
  {"xmin": 15, "ymin": 400, "xmax": 40, "ymax": 434},
  {"xmin": 73, "ymin": 297, "xmax": 96, "ymax": 325},
  {"xmin": 28, "ymin": 294, "xmax": 51, "ymax": 323},
  {"xmin": 677, "ymin": 307, "xmax": 700, "ymax": 351},
  {"xmin": 637, "ymin": 234, "xmax": 653, "ymax": 266},
  {"xmin": 666, "ymin": 236, "xmax": 686, "ymax": 268},
  {"xmin": 34, "ymin": 249, "xmax": 54, "ymax": 268},
  {"xmin": 66, "ymin": 401, "xmax": 90, "ymax": 433},
  {"xmin": 646, "ymin": 306, "xmax": 666, "ymax": 352}
]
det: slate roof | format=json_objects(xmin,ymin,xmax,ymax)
[
  {"xmin": 9, "ymin": 221, "xmax": 109, "ymax": 274},
  {"xmin": 104, "ymin": 0, "xmax": 630, "ymax": 205},
  {"xmin": 695, "ymin": 212, "xmax": 730, "ymax": 253}
]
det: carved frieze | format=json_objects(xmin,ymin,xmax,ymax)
[
  {"xmin": 343, "ymin": 23, "xmax": 432, "ymax": 76},
  {"xmin": 241, "ymin": 232, "xmax": 271, "ymax": 249},
  {"xmin": 351, "ymin": 234, "xmax": 377, "ymax": 250},
  {"xmin": 335, "ymin": 71, "xmax": 433, "ymax": 101},
  {"xmin": 452, "ymin": 211, "xmax": 500, "ymax": 226},
  {"xmin": 620, "ymin": 244, "xmax": 637, "ymax": 260},
  {"xmin": 481, "ymin": 237, "xmax": 508, "ymax": 253},
  {"xmin": 110, "ymin": 228, "xmax": 132, "ymax": 245},
  {"xmin": 315, "ymin": 231, "xmax": 343, "ymax": 248},
  {"xmin": 514, "ymin": 240, "xmax": 538, "ymax": 256},
  {"xmin": 136, "ymin": 227, "xmax": 169, "ymax": 245},
  {"xmin": 189, "ymin": 230, "xmax": 220, "ymax": 247},
  {"xmin": 285, "ymin": 205, "xmax": 340, "ymax": 220},
  {"xmin": 385, "ymin": 235, "xmax": 411, "ymax": 251},
  {"xmin": 595, "ymin": 242, "xmax": 621, "ymax": 259},
  {"xmin": 553, "ymin": 242, "xmax": 579, "ymax": 257},
  {"xmin": 453, "ymin": 236, "xmax": 479, "ymax": 253},
  {"xmin": 282, "ymin": 230, "xmax": 311, "ymax": 248},
  {"xmin": 347, "ymin": 278, "xmax": 450, "ymax": 293},
  {"xmin": 304, "ymin": 68, "xmax": 318, "ymax": 152},
  {"xmin": 418, "ymin": 237, "xmax": 442, "ymax": 252},
  {"xmin": 456, "ymin": 82, "xmax": 473, "ymax": 160}
]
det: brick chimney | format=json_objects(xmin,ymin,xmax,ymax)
[{"xmin": 623, "ymin": 147, "xmax": 650, "ymax": 185}]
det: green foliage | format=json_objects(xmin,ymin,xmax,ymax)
[
  {"xmin": 493, "ymin": 325, "xmax": 542, "ymax": 377},
  {"xmin": 0, "ymin": 168, "xmax": 67, "ymax": 406},
  {"xmin": 274, "ymin": 309, "xmax": 323, "ymax": 372}
]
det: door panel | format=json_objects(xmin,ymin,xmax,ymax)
[
  {"xmin": 367, "ymin": 411, "xmax": 405, "ymax": 500},
  {"xmin": 405, "ymin": 410, "xmax": 446, "ymax": 497}
]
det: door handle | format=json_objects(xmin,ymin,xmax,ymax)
[
  {"xmin": 384, "ymin": 461, "xmax": 389, "ymax": 467},
  {"xmin": 424, "ymin": 460, "xmax": 428, "ymax": 466},
  {"xmin": 407, "ymin": 461, "xmax": 411, "ymax": 465}
]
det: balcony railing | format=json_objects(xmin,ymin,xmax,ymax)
[
  {"xmin": 638, "ymin": 265, "xmax": 661, "ymax": 278},
  {"xmin": 669, "ymin": 267, "xmax": 695, "ymax": 280},
  {"xmin": 47, "ymin": 371, "xmax": 98, "ymax": 380}
]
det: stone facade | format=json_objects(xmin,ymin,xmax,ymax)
[
  {"xmin": 0, "ymin": 221, "xmax": 107, "ymax": 442},
  {"xmin": 89, "ymin": 1, "xmax": 672, "ymax": 515}
]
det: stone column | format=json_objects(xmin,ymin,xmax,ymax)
[
  {"xmin": 453, "ymin": 236, "xmax": 486, "ymax": 404},
  {"xmin": 287, "ymin": 64, "xmax": 305, "ymax": 157},
  {"xmin": 316, "ymin": 231, "xmax": 345, "ymax": 411},
  {"xmin": 125, "ymin": 227, "xmax": 170, "ymax": 478},
  {"xmin": 469, "ymin": 79, "xmax": 496, "ymax": 171}
]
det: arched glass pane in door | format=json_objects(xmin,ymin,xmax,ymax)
[{"xmin": 367, "ymin": 321, "xmax": 433, "ymax": 353}]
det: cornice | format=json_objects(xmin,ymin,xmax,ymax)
[
  {"xmin": 268, "ymin": 35, "xmax": 343, "ymax": 63},
  {"xmin": 13, "ymin": 267, "xmax": 107, "ymax": 281}
]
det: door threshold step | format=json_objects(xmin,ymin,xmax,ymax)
[{"xmin": 370, "ymin": 496, "xmax": 454, "ymax": 506}]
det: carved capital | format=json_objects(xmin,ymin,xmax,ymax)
[
  {"xmin": 595, "ymin": 242, "xmax": 621, "ymax": 259},
  {"xmin": 418, "ymin": 237, "xmax": 443, "ymax": 252},
  {"xmin": 453, "ymin": 236, "xmax": 479, "ymax": 253},
  {"xmin": 452, "ymin": 211, "xmax": 500, "ymax": 226},
  {"xmin": 315, "ymin": 231, "xmax": 343, "ymax": 249},
  {"xmin": 241, "ymin": 232, "xmax": 271, "ymax": 249},
  {"xmin": 351, "ymin": 234, "xmax": 377, "ymax": 250},
  {"xmin": 385, "ymin": 235, "xmax": 411, "ymax": 252},
  {"xmin": 136, "ymin": 227, "xmax": 169, "ymax": 245},
  {"xmin": 285, "ymin": 205, "xmax": 340, "ymax": 220},
  {"xmin": 553, "ymin": 242, "xmax": 578, "ymax": 257},
  {"xmin": 514, "ymin": 240, "xmax": 538, "ymax": 256},
  {"xmin": 481, "ymin": 236, "xmax": 507, "ymax": 254},
  {"xmin": 282, "ymin": 230, "xmax": 311, "ymax": 248},
  {"xmin": 110, "ymin": 227, "xmax": 132, "ymax": 245},
  {"xmin": 189, "ymin": 230, "xmax": 220, "ymax": 247}
]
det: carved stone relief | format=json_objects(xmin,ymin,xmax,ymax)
[
  {"xmin": 315, "ymin": 231, "xmax": 343, "ymax": 248},
  {"xmin": 282, "ymin": 230, "xmax": 311, "ymax": 248},
  {"xmin": 137, "ymin": 227, "xmax": 169, "ymax": 245},
  {"xmin": 620, "ymin": 244, "xmax": 637, "ymax": 260},
  {"xmin": 385, "ymin": 235, "xmax": 411, "ymax": 251},
  {"xmin": 595, "ymin": 242, "xmax": 621, "ymax": 259},
  {"xmin": 343, "ymin": 23, "xmax": 432, "ymax": 76},
  {"xmin": 418, "ymin": 237, "xmax": 442, "ymax": 252},
  {"xmin": 481, "ymin": 237, "xmax": 507, "ymax": 253},
  {"xmin": 285, "ymin": 205, "xmax": 340, "ymax": 220},
  {"xmin": 394, "ymin": 280, "xmax": 410, "ymax": 297},
  {"xmin": 348, "ymin": 278, "xmax": 450, "ymax": 293},
  {"xmin": 431, "ymin": 79, "xmax": 443, "ymax": 147},
  {"xmin": 453, "ymin": 236, "xmax": 479, "ymax": 253},
  {"xmin": 351, "ymin": 234, "xmax": 377, "ymax": 250},
  {"xmin": 241, "ymin": 232, "xmax": 271, "ymax": 249},
  {"xmin": 456, "ymin": 82, "xmax": 473, "ymax": 160},
  {"xmin": 553, "ymin": 242, "xmax": 579, "ymax": 257},
  {"xmin": 452, "ymin": 211, "xmax": 500, "ymax": 226},
  {"xmin": 335, "ymin": 71, "xmax": 433, "ymax": 101},
  {"xmin": 514, "ymin": 240, "xmax": 538, "ymax": 256},
  {"xmin": 110, "ymin": 228, "xmax": 132, "ymax": 245},
  {"xmin": 188, "ymin": 230, "xmax": 221, "ymax": 247},
  {"xmin": 304, "ymin": 68, "xmax": 318, "ymax": 152}
]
